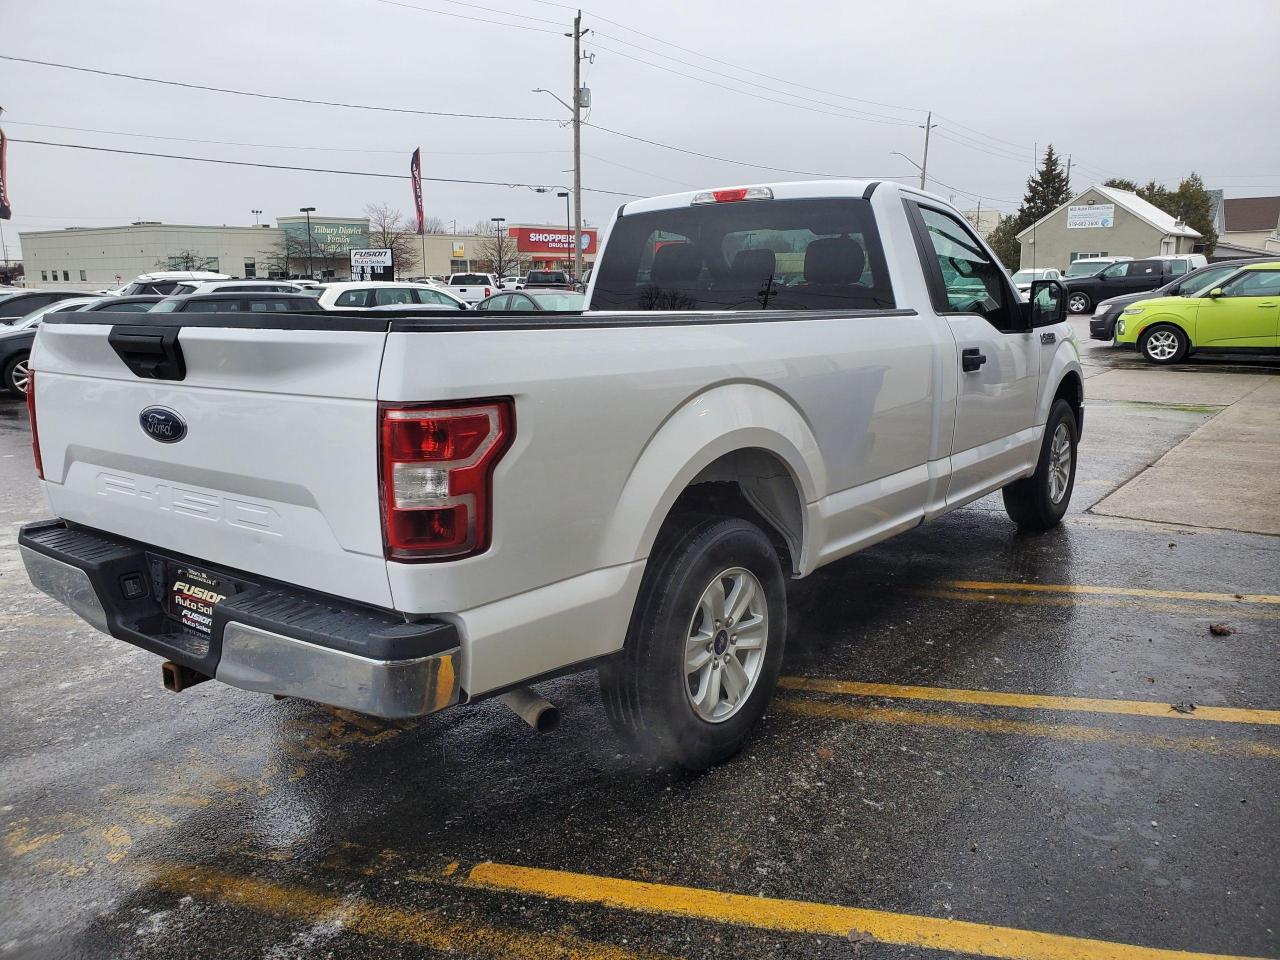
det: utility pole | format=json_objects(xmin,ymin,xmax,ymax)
[
  {"xmin": 571, "ymin": 9, "xmax": 585, "ymax": 283},
  {"xmin": 1065, "ymin": 154, "xmax": 1072, "ymax": 191},
  {"xmin": 918, "ymin": 111, "xmax": 937, "ymax": 191}
]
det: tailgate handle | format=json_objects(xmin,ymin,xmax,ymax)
[{"xmin": 108, "ymin": 326, "xmax": 187, "ymax": 381}]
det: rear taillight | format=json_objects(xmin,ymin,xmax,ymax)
[
  {"xmin": 484, "ymin": 287, "xmax": 492, "ymax": 297},
  {"xmin": 379, "ymin": 399, "xmax": 514, "ymax": 561},
  {"xmin": 26, "ymin": 369, "xmax": 43, "ymax": 479}
]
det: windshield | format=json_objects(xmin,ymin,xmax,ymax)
[
  {"xmin": 528, "ymin": 292, "xmax": 585, "ymax": 310},
  {"xmin": 1065, "ymin": 261, "xmax": 1107, "ymax": 278},
  {"xmin": 1176, "ymin": 264, "xmax": 1238, "ymax": 296},
  {"xmin": 527, "ymin": 271, "xmax": 568, "ymax": 284},
  {"xmin": 1010, "ymin": 270, "xmax": 1046, "ymax": 284},
  {"xmin": 451, "ymin": 275, "xmax": 489, "ymax": 285},
  {"xmin": 591, "ymin": 197, "xmax": 895, "ymax": 312}
]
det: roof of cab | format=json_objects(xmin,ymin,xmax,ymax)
[{"xmin": 617, "ymin": 179, "xmax": 907, "ymax": 217}]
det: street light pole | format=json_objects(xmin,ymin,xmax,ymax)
[
  {"xmin": 251, "ymin": 209, "xmax": 262, "ymax": 226},
  {"xmin": 491, "ymin": 216, "xmax": 506, "ymax": 277},
  {"xmin": 556, "ymin": 191, "xmax": 571, "ymax": 270},
  {"xmin": 300, "ymin": 206, "xmax": 316, "ymax": 279},
  {"xmin": 918, "ymin": 111, "xmax": 937, "ymax": 190}
]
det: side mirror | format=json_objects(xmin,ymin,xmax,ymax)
[
  {"xmin": 1208, "ymin": 287, "xmax": 1224, "ymax": 298},
  {"xmin": 1026, "ymin": 279, "xmax": 1066, "ymax": 328}
]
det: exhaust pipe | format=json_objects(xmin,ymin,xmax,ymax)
[
  {"xmin": 162, "ymin": 661, "xmax": 211, "ymax": 693},
  {"xmin": 498, "ymin": 686, "xmax": 559, "ymax": 733}
]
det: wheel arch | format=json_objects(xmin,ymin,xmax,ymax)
[{"xmin": 597, "ymin": 382, "xmax": 823, "ymax": 578}]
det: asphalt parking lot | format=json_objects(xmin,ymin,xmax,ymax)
[{"xmin": 2, "ymin": 326, "xmax": 1277, "ymax": 960}]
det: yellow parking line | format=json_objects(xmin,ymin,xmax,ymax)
[
  {"xmin": 774, "ymin": 699, "xmax": 1280, "ymax": 759},
  {"xmin": 946, "ymin": 580, "xmax": 1280, "ymax": 605},
  {"xmin": 778, "ymin": 677, "xmax": 1280, "ymax": 726},
  {"xmin": 464, "ymin": 861, "xmax": 1269, "ymax": 960},
  {"xmin": 152, "ymin": 864, "xmax": 673, "ymax": 960},
  {"xmin": 914, "ymin": 588, "xmax": 1280, "ymax": 621}
]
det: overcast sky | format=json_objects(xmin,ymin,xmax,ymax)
[{"xmin": 2, "ymin": 0, "xmax": 1278, "ymax": 260}]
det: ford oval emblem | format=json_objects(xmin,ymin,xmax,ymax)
[{"xmin": 139, "ymin": 406, "xmax": 187, "ymax": 443}]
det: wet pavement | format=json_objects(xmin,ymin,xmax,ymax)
[{"xmin": 1, "ymin": 332, "xmax": 1278, "ymax": 960}]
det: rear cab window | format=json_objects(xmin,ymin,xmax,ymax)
[
  {"xmin": 451, "ymin": 275, "xmax": 489, "ymax": 286},
  {"xmin": 590, "ymin": 197, "xmax": 895, "ymax": 312}
]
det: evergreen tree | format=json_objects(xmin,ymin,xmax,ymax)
[
  {"xmin": 1105, "ymin": 173, "xmax": 1218, "ymax": 254},
  {"xmin": 986, "ymin": 144, "xmax": 1074, "ymax": 269},
  {"xmin": 1103, "ymin": 178, "xmax": 1138, "ymax": 192}
]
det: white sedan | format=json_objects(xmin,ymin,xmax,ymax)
[{"xmin": 316, "ymin": 281, "xmax": 469, "ymax": 311}]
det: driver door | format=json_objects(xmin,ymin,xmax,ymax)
[{"xmin": 906, "ymin": 202, "xmax": 1041, "ymax": 508}]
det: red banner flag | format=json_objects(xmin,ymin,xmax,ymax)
[
  {"xmin": 410, "ymin": 148, "xmax": 424, "ymax": 236},
  {"xmin": 0, "ymin": 127, "xmax": 12, "ymax": 221}
]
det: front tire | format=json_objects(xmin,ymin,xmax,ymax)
[
  {"xmin": 1067, "ymin": 292, "xmax": 1092, "ymax": 314},
  {"xmin": 1138, "ymin": 324, "xmax": 1189, "ymax": 364},
  {"xmin": 3, "ymin": 353, "xmax": 30, "ymax": 397},
  {"xmin": 600, "ymin": 516, "xmax": 786, "ymax": 770},
  {"xmin": 1002, "ymin": 398, "xmax": 1079, "ymax": 532}
]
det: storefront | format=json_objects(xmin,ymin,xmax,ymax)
[{"xmin": 508, "ymin": 226, "xmax": 599, "ymax": 272}]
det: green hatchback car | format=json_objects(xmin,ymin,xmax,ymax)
[{"xmin": 1115, "ymin": 260, "xmax": 1280, "ymax": 363}]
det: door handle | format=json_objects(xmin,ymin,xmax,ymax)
[
  {"xmin": 1040, "ymin": 331, "xmax": 1057, "ymax": 344},
  {"xmin": 961, "ymin": 348, "xmax": 987, "ymax": 372}
]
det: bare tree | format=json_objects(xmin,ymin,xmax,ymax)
[
  {"xmin": 365, "ymin": 203, "xmax": 423, "ymax": 277},
  {"xmin": 263, "ymin": 231, "xmax": 311, "ymax": 278},
  {"xmin": 474, "ymin": 228, "xmax": 520, "ymax": 279},
  {"xmin": 422, "ymin": 215, "xmax": 448, "ymax": 235},
  {"xmin": 156, "ymin": 249, "xmax": 216, "ymax": 271}
]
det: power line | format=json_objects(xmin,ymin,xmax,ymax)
[
  {"xmin": 366, "ymin": 0, "xmax": 563, "ymax": 32},
  {"xmin": 6, "ymin": 138, "xmax": 644, "ymax": 198},
  {"xmin": 0, "ymin": 55, "xmax": 562, "ymax": 123},
  {"xmin": 586, "ymin": 39, "xmax": 917, "ymax": 127},
  {"xmin": 3, "ymin": 120, "xmax": 571, "ymax": 157}
]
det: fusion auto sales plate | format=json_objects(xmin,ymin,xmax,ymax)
[{"xmin": 167, "ymin": 564, "xmax": 236, "ymax": 637}]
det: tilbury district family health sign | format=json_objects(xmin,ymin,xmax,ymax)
[{"xmin": 1066, "ymin": 204, "xmax": 1116, "ymax": 229}]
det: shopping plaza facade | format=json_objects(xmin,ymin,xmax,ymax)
[{"xmin": 17, "ymin": 214, "xmax": 598, "ymax": 288}]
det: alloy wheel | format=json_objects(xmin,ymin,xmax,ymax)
[
  {"xmin": 1047, "ymin": 422, "xmax": 1072, "ymax": 504},
  {"xmin": 684, "ymin": 567, "xmax": 769, "ymax": 723},
  {"xmin": 1144, "ymin": 329, "xmax": 1180, "ymax": 362},
  {"xmin": 10, "ymin": 359, "xmax": 30, "ymax": 395}
]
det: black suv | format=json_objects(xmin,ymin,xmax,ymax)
[
  {"xmin": 1063, "ymin": 259, "xmax": 1180, "ymax": 315},
  {"xmin": 1088, "ymin": 259, "xmax": 1260, "ymax": 340}
]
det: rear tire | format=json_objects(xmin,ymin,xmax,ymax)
[
  {"xmin": 3, "ymin": 353, "xmax": 30, "ymax": 398},
  {"xmin": 1067, "ymin": 292, "xmax": 1092, "ymax": 314},
  {"xmin": 600, "ymin": 516, "xmax": 786, "ymax": 770},
  {"xmin": 1138, "ymin": 324, "xmax": 1189, "ymax": 364},
  {"xmin": 1002, "ymin": 398, "xmax": 1078, "ymax": 532}
]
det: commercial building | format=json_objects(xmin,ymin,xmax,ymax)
[
  {"xmin": 1015, "ymin": 185, "xmax": 1202, "ymax": 271},
  {"xmin": 19, "ymin": 215, "xmax": 599, "ymax": 289}
]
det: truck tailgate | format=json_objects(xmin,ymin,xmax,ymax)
[{"xmin": 31, "ymin": 318, "xmax": 393, "ymax": 607}]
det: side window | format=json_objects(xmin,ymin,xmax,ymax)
[
  {"xmin": 1101, "ymin": 261, "xmax": 1129, "ymax": 279},
  {"xmin": 414, "ymin": 289, "xmax": 449, "ymax": 305},
  {"xmin": 184, "ymin": 300, "xmax": 241, "ymax": 312},
  {"xmin": 913, "ymin": 204, "xmax": 1015, "ymax": 331},
  {"xmin": 334, "ymin": 289, "xmax": 369, "ymax": 307},
  {"xmin": 115, "ymin": 303, "xmax": 155, "ymax": 313},
  {"xmin": 1129, "ymin": 260, "xmax": 1161, "ymax": 279},
  {"xmin": 374, "ymin": 287, "xmax": 416, "ymax": 306},
  {"xmin": 1168, "ymin": 260, "xmax": 1188, "ymax": 276},
  {"xmin": 481, "ymin": 295, "xmax": 510, "ymax": 311},
  {"xmin": 1178, "ymin": 266, "xmax": 1233, "ymax": 295},
  {"xmin": 1220, "ymin": 270, "xmax": 1280, "ymax": 297}
]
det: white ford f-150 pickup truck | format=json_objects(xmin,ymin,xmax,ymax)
[{"xmin": 21, "ymin": 180, "xmax": 1081, "ymax": 769}]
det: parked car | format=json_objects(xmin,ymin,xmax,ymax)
[
  {"xmin": 150, "ymin": 292, "xmax": 320, "ymax": 313},
  {"xmin": 524, "ymin": 269, "xmax": 574, "ymax": 290},
  {"xmin": 474, "ymin": 290, "xmax": 586, "ymax": 312},
  {"xmin": 447, "ymin": 273, "xmax": 499, "ymax": 304},
  {"xmin": 1062, "ymin": 258, "xmax": 1191, "ymax": 315},
  {"xmin": 1089, "ymin": 259, "xmax": 1259, "ymax": 341},
  {"xmin": 169, "ymin": 280, "xmax": 308, "ymax": 296},
  {"xmin": 2, "ymin": 296, "xmax": 102, "ymax": 395},
  {"xmin": 499, "ymin": 276, "xmax": 526, "ymax": 291},
  {"xmin": 1010, "ymin": 267, "xmax": 1061, "ymax": 297},
  {"xmin": 316, "ymin": 282, "xmax": 469, "ymax": 311},
  {"xmin": 116, "ymin": 271, "xmax": 231, "ymax": 296},
  {"xmin": 21, "ymin": 179, "xmax": 1080, "ymax": 770},
  {"xmin": 1115, "ymin": 260, "xmax": 1280, "ymax": 363},
  {"xmin": 1062, "ymin": 256, "xmax": 1132, "ymax": 280},
  {"xmin": 0, "ymin": 289, "xmax": 87, "ymax": 321}
]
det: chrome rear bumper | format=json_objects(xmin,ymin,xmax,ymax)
[{"xmin": 19, "ymin": 520, "xmax": 461, "ymax": 719}]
